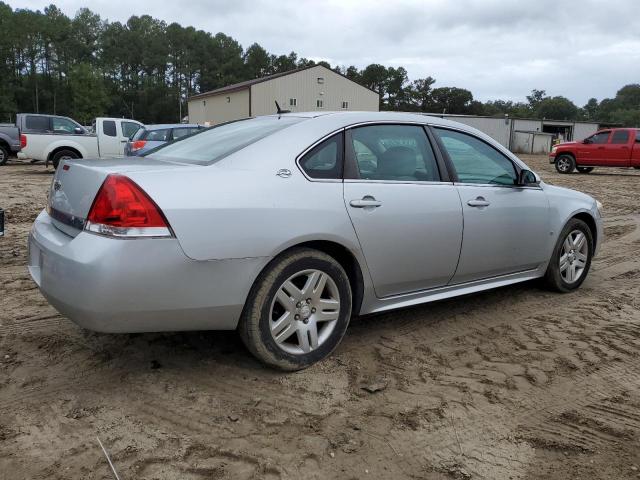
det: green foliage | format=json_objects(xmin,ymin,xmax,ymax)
[
  {"xmin": 535, "ymin": 96, "xmax": 579, "ymax": 120},
  {"xmin": 0, "ymin": 2, "xmax": 637, "ymax": 125}
]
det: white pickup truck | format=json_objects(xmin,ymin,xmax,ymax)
[{"xmin": 16, "ymin": 114, "xmax": 142, "ymax": 168}]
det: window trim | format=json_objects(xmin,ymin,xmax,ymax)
[
  {"xmin": 343, "ymin": 121, "xmax": 451, "ymax": 184},
  {"xmin": 429, "ymin": 124, "xmax": 541, "ymax": 190},
  {"xmin": 295, "ymin": 128, "xmax": 346, "ymax": 183}
]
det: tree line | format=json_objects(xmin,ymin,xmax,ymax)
[{"xmin": 1, "ymin": 2, "xmax": 639, "ymax": 126}]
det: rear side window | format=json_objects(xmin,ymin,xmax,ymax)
[
  {"xmin": 25, "ymin": 115, "xmax": 50, "ymax": 132},
  {"xmin": 611, "ymin": 130, "xmax": 630, "ymax": 144},
  {"xmin": 349, "ymin": 124, "xmax": 440, "ymax": 182},
  {"xmin": 146, "ymin": 129, "xmax": 171, "ymax": 141},
  {"xmin": 299, "ymin": 133, "xmax": 343, "ymax": 179},
  {"xmin": 103, "ymin": 120, "xmax": 117, "ymax": 137},
  {"xmin": 434, "ymin": 128, "xmax": 517, "ymax": 185},
  {"xmin": 149, "ymin": 116, "xmax": 304, "ymax": 165}
]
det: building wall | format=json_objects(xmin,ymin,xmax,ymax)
[
  {"xmin": 513, "ymin": 119, "xmax": 542, "ymax": 132},
  {"xmin": 573, "ymin": 122, "xmax": 599, "ymax": 141},
  {"xmin": 431, "ymin": 115, "xmax": 512, "ymax": 148},
  {"xmin": 251, "ymin": 65, "xmax": 379, "ymax": 116},
  {"xmin": 187, "ymin": 88, "xmax": 250, "ymax": 125}
]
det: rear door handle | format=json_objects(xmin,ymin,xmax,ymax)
[
  {"xmin": 467, "ymin": 197, "xmax": 490, "ymax": 207},
  {"xmin": 350, "ymin": 196, "xmax": 382, "ymax": 208}
]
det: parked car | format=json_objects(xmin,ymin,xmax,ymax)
[
  {"xmin": 0, "ymin": 123, "xmax": 21, "ymax": 165},
  {"xmin": 28, "ymin": 111, "xmax": 603, "ymax": 370},
  {"xmin": 550, "ymin": 128, "xmax": 640, "ymax": 173},
  {"xmin": 16, "ymin": 114, "xmax": 142, "ymax": 168},
  {"xmin": 125, "ymin": 124, "xmax": 203, "ymax": 156}
]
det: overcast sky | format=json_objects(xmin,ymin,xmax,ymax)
[{"xmin": 12, "ymin": 0, "xmax": 640, "ymax": 105}]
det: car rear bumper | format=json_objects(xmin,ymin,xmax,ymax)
[{"xmin": 28, "ymin": 210, "xmax": 267, "ymax": 333}]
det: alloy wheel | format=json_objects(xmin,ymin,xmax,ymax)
[
  {"xmin": 269, "ymin": 269, "xmax": 340, "ymax": 355},
  {"xmin": 559, "ymin": 229, "xmax": 589, "ymax": 284},
  {"xmin": 557, "ymin": 157, "xmax": 571, "ymax": 173}
]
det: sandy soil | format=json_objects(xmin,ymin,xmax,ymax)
[{"xmin": 1, "ymin": 155, "xmax": 640, "ymax": 480}]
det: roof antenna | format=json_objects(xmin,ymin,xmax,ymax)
[{"xmin": 275, "ymin": 101, "xmax": 290, "ymax": 115}]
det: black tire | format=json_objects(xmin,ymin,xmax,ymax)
[
  {"xmin": 576, "ymin": 167, "xmax": 594, "ymax": 174},
  {"xmin": 0, "ymin": 144, "xmax": 8, "ymax": 166},
  {"xmin": 51, "ymin": 149, "xmax": 79, "ymax": 169},
  {"xmin": 555, "ymin": 154, "xmax": 575, "ymax": 174},
  {"xmin": 238, "ymin": 248, "xmax": 352, "ymax": 371},
  {"xmin": 544, "ymin": 218, "xmax": 594, "ymax": 293}
]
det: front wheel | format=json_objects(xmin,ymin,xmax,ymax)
[
  {"xmin": 544, "ymin": 219, "xmax": 593, "ymax": 292},
  {"xmin": 576, "ymin": 167, "xmax": 594, "ymax": 174},
  {"xmin": 238, "ymin": 248, "xmax": 352, "ymax": 371},
  {"xmin": 555, "ymin": 154, "xmax": 575, "ymax": 174}
]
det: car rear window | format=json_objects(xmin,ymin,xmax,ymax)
[{"xmin": 147, "ymin": 116, "xmax": 304, "ymax": 165}]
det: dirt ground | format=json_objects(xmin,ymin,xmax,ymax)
[{"xmin": 1, "ymin": 154, "xmax": 640, "ymax": 480}]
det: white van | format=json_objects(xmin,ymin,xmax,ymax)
[{"xmin": 16, "ymin": 114, "xmax": 143, "ymax": 168}]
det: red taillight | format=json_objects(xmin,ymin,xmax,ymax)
[
  {"xmin": 131, "ymin": 140, "xmax": 147, "ymax": 152},
  {"xmin": 85, "ymin": 174, "xmax": 172, "ymax": 238},
  {"xmin": 20, "ymin": 134, "xmax": 27, "ymax": 148}
]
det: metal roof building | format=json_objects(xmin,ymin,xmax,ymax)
[
  {"xmin": 187, "ymin": 65, "xmax": 379, "ymax": 125},
  {"xmin": 427, "ymin": 114, "xmax": 600, "ymax": 153}
]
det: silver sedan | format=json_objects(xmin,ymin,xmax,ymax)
[{"xmin": 28, "ymin": 112, "xmax": 604, "ymax": 370}]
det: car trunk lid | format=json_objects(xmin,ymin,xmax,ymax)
[{"xmin": 48, "ymin": 158, "xmax": 196, "ymax": 237}]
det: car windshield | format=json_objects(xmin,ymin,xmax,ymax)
[{"xmin": 147, "ymin": 116, "xmax": 304, "ymax": 165}]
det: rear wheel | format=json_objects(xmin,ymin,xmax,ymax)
[
  {"xmin": 544, "ymin": 218, "xmax": 593, "ymax": 292},
  {"xmin": 51, "ymin": 149, "xmax": 79, "ymax": 169},
  {"xmin": 576, "ymin": 167, "xmax": 594, "ymax": 174},
  {"xmin": 555, "ymin": 154, "xmax": 575, "ymax": 174},
  {"xmin": 0, "ymin": 144, "xmax": 8, "ymax": 166},
  {"xmin": 238, "ymin": 248, "xmax": 352, "ymax": 371}
]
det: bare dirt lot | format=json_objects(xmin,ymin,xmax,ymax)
[{"xmin": 1, "ymin": 155, "xmax": 640, "ymax": 480}]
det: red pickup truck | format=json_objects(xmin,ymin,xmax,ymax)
[{"xmin": 550, "ymin": 128, "xmax": 640, "ymax": 174}]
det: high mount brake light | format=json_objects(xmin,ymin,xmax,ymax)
[{"xmin": 85, "ymin": 174, "xmax": 173, "ymax": 238}]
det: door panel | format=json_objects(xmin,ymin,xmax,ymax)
[
  {"xmin": 344, "ymin": 182, "xmax": 463, "ymax": 297},
  {"xmin": 603, "ymin": 130, "xmax": 632, "ymax": 166},
  {"xmin": 453, "ymin": 186, "xmax": 549, "ymax": 283},
  {"xmin": 432, "ymin": 127, "xmax": 550, "ymax": 283},
  {"xmin": 98, "ymin": 119, "xmax": 121, "ymax": 157},
  {"xmin": 577, "ymin": 131, "xmax": 610, "ymax": 165}
]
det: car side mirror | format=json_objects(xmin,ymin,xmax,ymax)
[
  {"xmin": 74, "ymin": 127, "xmax": 84, "ymax": 134},
  {"xmin": 517, "ymin": 169, "xmax": 539, "ymax": 186},
  {"xmin": 583, "ymin": 138, "xmax": 591, "ymax": 144}
]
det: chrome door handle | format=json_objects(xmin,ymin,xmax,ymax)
[
  {"xmin": 350, "ymin": 197, "xmax": 382, "ymax": 208},
  {"xmin": 467, "ymin": 197, "xmax": 490, "ymax": 207}
]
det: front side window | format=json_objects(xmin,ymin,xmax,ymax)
[
  {"xmin": 148, "ymin": 116, "xmax": 304, "ymax": 165},
  {"xmin": 611, "ymin": 130, "xmax": 630, "ymax": 144},
  {"xmin": 299, "ymin": 133, "xmax": 343, "ymax": 179},
  {"xmin": 434, "ymin": 128, "xmax": 517, "ymax": 185},
  {"xmin": 636, "ymin": 131, "xmax": 640, "ymax": 142},
  {"xmin": 122, "ymin": 121, "xmax": 141, "ymax": 139},
  {"xmin": 25, "ymin": 115, "xmax": 50, "ymax": 131},
  {"xmin": 349, "ymin": 124, "xmax": 440, "ymax": 182},
  {"xmin": 52, "ymin": 117, "xmax": 81, "ymax": 134},
  {"xmin": 589, "ymin": 131, "xmax": 610, "ymax": 144},
  {"xmin": 102, "ymin": 120, "xmax": 117, "ymax": 137}
]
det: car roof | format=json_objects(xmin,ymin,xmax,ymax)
[{"xmin": 143, "ymin": 123, "xmax": 201, "ymax": 130}]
